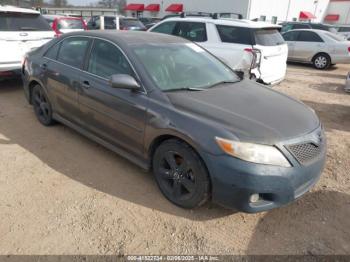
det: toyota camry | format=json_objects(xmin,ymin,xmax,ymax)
[{"xmin": 22, "ymin": 31, "xmax": 326, "ymax": 213}]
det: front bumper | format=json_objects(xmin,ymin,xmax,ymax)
[{"xmin": 202, "ymin": 128, "xmax": 327, "ymax": 213}]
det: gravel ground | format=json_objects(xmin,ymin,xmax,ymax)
[{"xmin": 0, "ymin": 63, "xmax": 349, "ymax": 255}]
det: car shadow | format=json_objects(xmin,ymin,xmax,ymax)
[
  {"xmin": 309, "ymin": 82, "xmax": 347, "ymax": 95},
  {"xmin": 247, "ymin": 191, "xmax": 350, "ymax": 255},
  {"xmin": 0, "ymin": 82, "xmax": 235, "ymax": 221},
  {"xmin": 287, "ymin": 61, "xmax": 339, "ymax": 72},
  {"xmin": 302, "ymin": 100, "xmax": 350, "ymax": 132}
]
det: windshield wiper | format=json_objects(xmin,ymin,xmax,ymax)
[
  {"xmin": 205, "ymin": 80, "xmax": 238, "ymax": 89},
  {"xmin": 164, "ymin": 87, "xmax": 205, "ymax": 92}
]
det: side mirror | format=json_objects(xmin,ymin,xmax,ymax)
[{"xmin": 109, "ymin": 74, "xmax": 141, "ymax": 91}]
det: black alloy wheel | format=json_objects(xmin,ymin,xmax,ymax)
[
  {"xmin": 153, "ymin": 139, "xmax": 210, "ymax": 208},
  {"xmin": 32, "ymin": 85, "xmax": 54, "ymax": 126}
]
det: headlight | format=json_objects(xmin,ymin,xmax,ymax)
[{"xmin": 215, "ymin": 137, "xmax": 291, "ymax": 167}]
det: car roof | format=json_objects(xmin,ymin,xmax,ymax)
[
  {"xmin": 0, "ymin": 5, "xmax": 39, "ymax": 14},
  {"xmin": 62, "ymin": 30, "xmax": 189, "ymax": 46},
  {"xmin": 283, "ymin": 29, "xmax": 326, "ymax": 34},
  {"xmin": 163, "ymin": 17, "xmax": 281, "ymax": 28}
]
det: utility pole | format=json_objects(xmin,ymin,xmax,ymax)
[{"xmin": 285, "ymin": 0, "xmax": 291, "ymax": 21}]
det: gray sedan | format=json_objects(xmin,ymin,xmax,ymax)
[
  {"xmin": 282, "ymin": 29, "xmax": 350, "ymax": 69},
  {"xmin": 22, "ymin": 31, "xmax": 326, "ymax": 212}
]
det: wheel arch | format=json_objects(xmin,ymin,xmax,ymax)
[
  {"xmin": 148, "ymin": 134, "xmax": 213, "ymax": 199},
  {"xmin": 312, "ymin": 52, "xmax": 331, "ymax": 64},
  {"xmin": 28, "ymin": 78, "xmax": 45, "ymax": 104}
]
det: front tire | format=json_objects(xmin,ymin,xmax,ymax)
[
  {"xmin": 152, "ymin": 139, "xmax": 210, "ymax": 209},
  {"xmin": 313, "ymin": 53, "xmax": 331, "ymax": 70},
  {"xmin": 32, "ymin": 84, "xmax": 54, "ymax": 126}
]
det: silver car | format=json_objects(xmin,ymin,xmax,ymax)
[{"xmin": 282, "ymin": 29, "xmax": 350, "ymax": 69}]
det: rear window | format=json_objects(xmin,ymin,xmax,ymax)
[
  {"xmin": 120, "ymin": 19, "xmax": 145, "ymax": 28},
  {"xmin": 0, "ymin": 13, "xmax": 52, "ymax": 31},
  {"xmin": 216, "ymin": 25, "xmax": 252, "ymax": 45},
  {"xmin": 338, "ymin": 27, "xmax": 350, "ymax": 32},
  {"xmin": 325, "ymin": 32, "xmax": 345, "ymax": 42},
  {"xmin": 58, "ymin": 19, "xmax": 84, "ymax": 30},
  {"xmin": 254, "ymin": 29, "xmax": 285, "ymax": 46}
]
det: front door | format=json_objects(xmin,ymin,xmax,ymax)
[{"xmin": 78, "ymin": 39, "xmax": 147, "ymax": 155}]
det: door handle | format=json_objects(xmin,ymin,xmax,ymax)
[
  {"xmin": 40, "ymin": 63, "xmax": 47, "ymax": 71},
  {"xmin": 82, "ymin": 80, "xmax": 90, "ymax": 89}
]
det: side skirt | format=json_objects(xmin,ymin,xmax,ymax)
[{"xmin": 53, "ymin": 113, "xmax": 150, "ymax": 171}]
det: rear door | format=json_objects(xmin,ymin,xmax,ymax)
[
  {"xmin": 293, "ymin": 31, "xmax": 325, "ymax": 61},
  {"xmin": 282, "ymin": 31, "xmax": 300, "ymax": 59},
  {"xmin": 212, "ymin": 24, "xmax": 254, "ymax": 70},
  {"xmin": 44, "ymin": 36, "xmax": 91, "ymax": 125},
  {"xmin": 78, "ymin": 38, "xmax": 147, "ymax": 155},
  {"xmin": 252, "ymin": 28, "xmax": 288, "ymax": 83}
]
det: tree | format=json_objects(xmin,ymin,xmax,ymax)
[
  {"xmin": 97, "ymin": 0, "xmax": 126, "ymax": 12},
  {"xmin": 52, "ymin": 0, "xmax": 67, "ymax": 7}
]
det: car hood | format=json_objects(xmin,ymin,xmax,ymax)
[{"xmin": 166, "ymin": 80, "xmax": 319, "ymax": 144}]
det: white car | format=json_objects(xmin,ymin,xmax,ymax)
[
  {"xmin": 282, "ymin": 29, "xmax": 350, "ymax": 69},
  {"xmin": 0, "ymin": 6, "xmax": 55, "ymax": 77},
  {"xmin": 148, "ymin": 16, "xmax": 288, "ymax": 85}
]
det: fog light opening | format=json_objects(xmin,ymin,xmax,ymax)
[{"xmin": 249, "ymin": 193, "xmax": 260, "ymax": 203}]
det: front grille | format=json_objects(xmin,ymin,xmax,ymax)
[{"xmin": 287, "ymin": 142, "xmax": 323, "ymax": 165}]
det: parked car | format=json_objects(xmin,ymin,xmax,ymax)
[
  {"xmin": 87, "ymin": 16, "xmax": 146, "ymax": 31},
  {"xmin": 22, "ymin": 31, "xmax": 326, "ymax": 213},
  {"xmin": 334, "ymin": 25, "xmax": 350, "ymax": 40},
  {"xmin": 44, "ymin": 15, "xmax": 87, "ymax": 36},
  {"xmin": 139, "ymin": 17, "xmax": 162, "ymax": 29},
  {"xmin": 280, "ymin": 22, "xmax": 338, "ymax": 34},
  {"xmin": 149, "ymin": 17, "xmax": 287, "ymax": 85},
  {"xmin": 0, "ymin": 5, "xmax": 55, "ymax": 78},
  {"xmin": 282, "ymin": 29, "xmax": 350, "ymax": 69}
]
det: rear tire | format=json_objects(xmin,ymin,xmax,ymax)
[
  {"xmin": 313, "ymin": 53, "xmax": 331, "ymax": 70},
  {"xmin": 152, "ymin": 139, "xmax": 210, "ymax": 209},
  {"xmin": 32, "ymin": 84, "xmax": 54, "ymax": 126}
]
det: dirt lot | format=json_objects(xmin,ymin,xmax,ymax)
[{"xmin": 0, "ymin": 63, "xmax": 349, "ymax": 255}]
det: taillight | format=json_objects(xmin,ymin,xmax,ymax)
[
  {"xmin": 245, "ymin": 48, "xmax": 262, "ymax": 69},
  {"xmin": 347, "ymin": 47, "xmax": 350, "ymax": 52}
]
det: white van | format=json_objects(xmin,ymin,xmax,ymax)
[
  {"xmin": 0, "ymin": 6, "xmax": 55, "ymax": 77},
  {"xmin": 149, "ymin": 16, "xmax": 288, "ymax": 85}
]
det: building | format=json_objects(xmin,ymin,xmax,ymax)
[
  {"xmin": 324, "ymin": 0, "xmax": 350, "ymax": 24},
  {"xmin": 124, "ymin": 0, "xmax": 330, "ymax": 23}
]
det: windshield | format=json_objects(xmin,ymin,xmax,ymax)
[
  {"xmin": 0, "ymin": 13, "xmax": 52, "ymax": 31},
  {"xmin": 254, "ymin": 29, "xmax": 285, "ymax": 46},
  {"xmin": 132, "ymin": 43, "xmax": 239, "ymax": 91},
  {"xmin": 58, "ymin": 19, "xmax": 84, "ymax": 30}
]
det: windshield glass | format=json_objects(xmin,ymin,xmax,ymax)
[
  {"xmin": 0, "ymin": 13, "xmax": 52, "ymax": 31},
  {"xmin": 120, "ymin": 19, "xmax": 145, "ymax": 28},
  {"xmin": 132, "ymin": 43, "xmax": 239, "ymax": 91},
  {"xmin": 58, "ymin": 19, "xmax": 84, "ymax": 29},
  {"xmin": 254, "ymin": 29, "xmax": 285, "ymax": 46}
]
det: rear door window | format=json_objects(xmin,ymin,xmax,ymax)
[
  {"xmin": 151, "ymin": 21, "xmax": 177, "ymax": 34},
  {"xmin": 297, "ymin": 31, "xmax": 323, "ymax": 42},
  {"xmin": 282, "ymin": 31, "xmax": 299, "ymax": 41},
  {"xmin": 216, "ymin": 25, "xmax": 252, "ymax": 45},
  {"xmin": 174, "ymin": 22, "xmax": 207, "ymax": 42},
  {"xmin": 45, "ymin": 42, "xmax": 60, "ymax": 60},
  {"xmin": 57, "ymin": 37, "xmax": 90, "ymax": 68},
  {"xmin": 254, "ymin": 29, "xmax": 285, "ymax": 46},
  {"xmin": 0, "ymin": 13, "xmax": 52, "ymax": 31}
]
